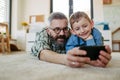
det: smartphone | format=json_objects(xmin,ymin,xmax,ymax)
[{"xmin": 79, "ymin": 46, "xmax": 107, "ymax": 60}]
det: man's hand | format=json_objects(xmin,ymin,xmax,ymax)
[
  {"xmin": 65, "ymin": 47, "xmax": 90, "ymax": 68},
  {"xmin": 46, "ymin": 28, "xmax": 57, "ymax": 39}
]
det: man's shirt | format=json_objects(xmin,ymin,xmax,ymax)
[{"xmin": 31, "ymin": 27, "xmax": 66, "ymax": 58}]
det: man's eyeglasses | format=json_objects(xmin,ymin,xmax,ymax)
[{"xmin": 50, "ymin": 27, "xmax": 69, "ymax": 34}]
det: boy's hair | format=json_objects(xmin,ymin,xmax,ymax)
[
  {"xmin": 48, "ymin": 12, "xmax": 68, "ymax": 25},
  {"xmin": 70, "ymin": 11, "xmax": 91, "ymax": 28}
]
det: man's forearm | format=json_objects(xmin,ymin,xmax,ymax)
[{"xmin": 40, "ymin": 50, "xmax": 66, "ymax": 65}]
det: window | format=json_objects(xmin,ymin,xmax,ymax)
[
  {"xmin": 51, "ymin": 0, "xmax": 93, "ymax": 19},
  {"xmin": 0, "ymin": 0, "xmax": 11, "ymax": 33},
  {"xmin": 52, "ymin": 0, "xmax": 69, "ymax": 17}
]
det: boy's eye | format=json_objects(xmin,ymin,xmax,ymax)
[
  {"xmin": 74, "ymin": 27, "xmax": 80, "ymax": 31},
  {"xmin": 82, "ymin": 25, "xmax": 87, "ymax": 28}
]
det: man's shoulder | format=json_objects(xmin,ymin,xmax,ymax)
[
  {"xmin": 36, "ymin": 27, "xmax": 47, "ymax": 34},
  {"xmin": 35, "ymin": 27, "xmax": 49, "ymax": 38}
]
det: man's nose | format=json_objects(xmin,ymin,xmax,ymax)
[{"xmin": 59, "ymin": 30, "xmax": 65, "ymax": 35}]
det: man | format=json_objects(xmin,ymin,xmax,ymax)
[{"xmin": 31, "ymin": 12, "xmax": 111, "ymax": 68}]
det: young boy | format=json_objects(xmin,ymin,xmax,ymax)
[{"xmin": 66, "ymin": 11, "xmax": 103, "ymax": 52}]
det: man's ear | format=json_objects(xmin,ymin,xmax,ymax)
[
  {"xmin": 46, "ymin": 27, "xmax": 50, "ymax": 33},
  {"xmin": 70, "ymin": 29, "xmax": 76, "ymax": 35}
]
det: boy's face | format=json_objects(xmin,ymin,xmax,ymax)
[{"xmin": 72, "ymin": 17, "xmax": 93, "ymax": 40}]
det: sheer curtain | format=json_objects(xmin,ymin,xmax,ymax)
[{"xmin": 0, "ymin": 0, "xmax": 9, "ymax": 23}]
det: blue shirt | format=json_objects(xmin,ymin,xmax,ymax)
[
  {"xmin": 66, "ymin": 28, "xmax": 103, "ymax": 52},
  {"xmin": 86, "ymin": 38, "xmax": 96, "ymax": 46}
]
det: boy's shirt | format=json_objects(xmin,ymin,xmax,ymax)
[
  {"xmin": 66, "ymin": 28, "xmax": 103, "ymax": 52},
  {"xmin": 86, "ymin": 38, "xmax": 96, "ymax": 46}
]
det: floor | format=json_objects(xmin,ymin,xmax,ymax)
[
  {"xmin": 0, "ymin": 51, "xmax": 27, "ymax": 56},
  {"xmin": 0, "ymin": 51, "xmax": 119, "ymax": 56}
]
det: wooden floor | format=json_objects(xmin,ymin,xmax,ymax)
[{"xmin": 0, "ymin": 51, "xmax": 27, "ymax": 56}]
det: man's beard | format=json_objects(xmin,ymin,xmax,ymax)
[{"xmin": 50, "ymin": 35, "xmax": 67, "ymax": 48}]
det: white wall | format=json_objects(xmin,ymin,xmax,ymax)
[
  {"xmin": 12, "ymin": 0, "xmax": 50, "ymax": 33},
  {"xmin": 11, "ymin": 0, "xmax": 22, "ymax": 39},
  {"xmin": 103, "ymin": 0, "xmax": 120, "ymax": 31},
  {"xmin": 12, "ymin": 0, "xmax": 50, "ymax": 50},
  {"xmin": 103, "ymin": 0, "xmax": 120, "ymax": 51},
  {"xmin": 93, "ymin": 0, "xmax": 104, "ymax": 22},
  {"xmin": 22, "ymin": 0, "xmax": 50, "ymax": 23}
]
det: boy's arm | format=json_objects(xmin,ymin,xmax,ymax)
[{"xmin": 66, "ymin": 35, "xmax": 78, "ymax": 52}]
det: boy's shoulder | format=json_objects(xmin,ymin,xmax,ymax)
[
  {"xmin": 67, "ymin": 34, "xmax": 79, "ymax": 42},
  {"xmin": 69, "ymin": 34, "xmax": 79, "ymax": 39},
  {"xmin": 92, "ymin": 28, "xmax": 100, "ymax": 32},
  {"xmin": 92, "ymin": 28, "xmax": 102, "ymax": 39},
  {"xmin": 92, "ymin": 28, "xmax": 101, "ymax": 34}
]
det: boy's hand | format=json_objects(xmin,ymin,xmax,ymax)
[{"xmin": 88, "ymin": 45, "xmax": 111, "ymax": 67}]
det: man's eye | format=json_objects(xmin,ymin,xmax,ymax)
[
  {"xmin": 54, "ymin": 28, "xmax": 60, "ymax": 31},
  {"xmin": 64, "ymin": 27, "xmax": 68, "ymax": 30}
]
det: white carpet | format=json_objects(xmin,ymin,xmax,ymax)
[{"xmin": 0, "ymin": 51, "xmax": 120, "ymax": 80}]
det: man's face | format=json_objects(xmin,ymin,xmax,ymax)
[
  {"xmin": 72, "ymin": 17, "xmax": 93, "ymax": 40},
  {"xmin": 49, "ymin": 19, "xmax": 69, "ymax": 45}
]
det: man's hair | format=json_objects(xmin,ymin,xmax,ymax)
[
  {"xmin": 48, "ymin": 12, "xmax": 68, "ymax": 25},
  {"xmin": 70, "ymin": 11, "xmax": 91, "ymax": 28}
]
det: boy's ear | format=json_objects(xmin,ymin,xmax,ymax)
[
  {"xmin": 91, "ymin": 20, "xmax": 94, "ymax": 29},
  {"xmin": 70, "ymin": 29, "xmax": 76, "ymax": 35}
]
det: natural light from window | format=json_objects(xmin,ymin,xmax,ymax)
[
  {"xmin": 53, "ymin": 0, "xmax": 69, "ymax": 18},
  {"xmin": 73, "ymin": 0, "xmax": 91, "ymax": 18},
  {"xmin": 52, "ymin": 0, "xmax": 91, "ymax": 18}
]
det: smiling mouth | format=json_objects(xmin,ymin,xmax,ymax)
[
  {"xmin": 58, "ymin": 38, "xmax": 64, "ymax": 41},
  {"xmin": 80, "ymin": 32, "xmax": 87, "ymax": 36}
]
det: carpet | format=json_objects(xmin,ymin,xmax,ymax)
[{"xmin": 0, "ymin": 52, "xmax": 120, "ymax": 80}]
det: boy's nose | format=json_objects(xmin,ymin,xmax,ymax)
[{"xmin": 80, "ymin": 28, "xmax": 85, "ymax": 33}]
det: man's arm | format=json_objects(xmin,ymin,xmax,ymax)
[
  {"xmin": 39, "ymin": 46, "xmax": 111, "ymax": 68},
  {"xmin": 40, "ymin": 48, "xmax": 90, "ymax": 68},
  {"xmin": 40, "ymin": 50, "xmax": 66, "ymax": 65}
]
